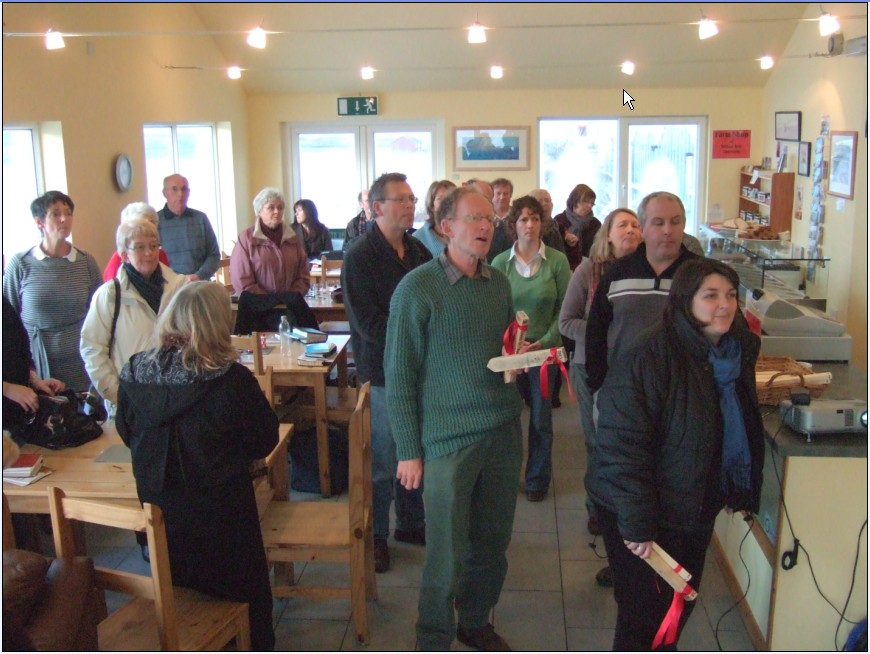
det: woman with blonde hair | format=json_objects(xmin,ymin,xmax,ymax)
[
  {"xmin": 559, "ymin": 208, "xmax": 641, "ymax": 538},
  {"xmin": 117, "ymin": 281, "xmax": 278, "ymax": 651}
]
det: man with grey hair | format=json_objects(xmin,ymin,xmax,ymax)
[
  {"xmin": 342, "ymin": 189, "xmax": 372, "ymax": 252},
  {"xmin": 158, "ymin": 173, "xmax": 221, "ymax": 281},
  {"xmin": 585, "ymin": 191, "xmax": 699, "ymax": 395}
]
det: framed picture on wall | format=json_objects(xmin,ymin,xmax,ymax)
[
  {"xmin": 797, "ymin": 141, "xmax": 811, "ymax": 177},
  {"xmin": 774, "ymin": 111, "xmax": 801, "ymax": 141},
  {"xmin": 828, "ymin": 131, "xmax": 858, "ymax": 199},
  {"xmin": 453, "ymin": 126, "xmax": 530, "ymax": 171}
]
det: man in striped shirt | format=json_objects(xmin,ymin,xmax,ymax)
[
  {"xmin": 585, "ymin": 191, "xmax": 699, "ymax": 394},
  {"xmin": 157, "ymin": 174, "xmax": 220, "ymax": 281}
]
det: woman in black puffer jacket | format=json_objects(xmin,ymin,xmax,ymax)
[{"xmin": 586, "ymin": 258, "xmax": 764, "ymax": 651}]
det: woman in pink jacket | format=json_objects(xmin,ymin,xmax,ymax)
[{"xmin": 230, "ymin": 187, "xmax": 311, "ymax": 296}]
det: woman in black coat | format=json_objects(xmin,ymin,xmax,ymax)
[
  {"xmin": 586, "ymin": 258, "xmax": 764, "ymax": 651},
  {"xmin": 117, "ymin": 282, "xmax": 278, "ymax": 651}
]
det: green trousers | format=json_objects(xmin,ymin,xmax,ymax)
[{"xmin": 416, "ymin": 417, "xmax": 522, "ymax": 651}]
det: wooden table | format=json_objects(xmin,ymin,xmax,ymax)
[
  {"xmin": 306, "ymin": 295, "xmax": 347, "ymax": 324},
  {"xmin": 258, "ymin": 334, "xmax": 351, "ymax": 497},
  {"xmin": 3, "ymin": 425, "xmax": 136, "ymax": 514}
]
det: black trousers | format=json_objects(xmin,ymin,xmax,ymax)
[{"xmin": 596, "ymin": 504, "xmax": 712, "ymax": 651}]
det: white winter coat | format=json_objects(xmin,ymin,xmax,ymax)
[{"xmin": 80, "ymin": 263, "xmax": 187, "ymax": 410}]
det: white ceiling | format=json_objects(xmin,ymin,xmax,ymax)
[{"xmin": 186, "ymin": 2, "xmax": 860, "ymax": 94}]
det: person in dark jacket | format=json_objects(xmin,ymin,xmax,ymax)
[
  {"xmin": 117, "ymin": 282, "xmax": 278, "ymax": 651},
  {"xmin": 553, "ymin": 183, "xmax": 601, "ymax": 270},
  {"xmin": 586, "ymin": 258, "xmax": 764, "ymax": 651},
  {"xmin": 342, "ymin": 172, "xmax": 432, "ymax": 573}
]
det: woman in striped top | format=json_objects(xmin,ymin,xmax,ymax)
[{"xmin": 2, "ymin": 191, "xmax": 102, "ymax": 391}]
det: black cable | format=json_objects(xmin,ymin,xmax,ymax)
[
  {"xmin": 587, "ymin": 534, "xmax": 608, "ymax": 559},
  {"xmin": 770, "ymin": 414, "xmax": 863, "ymax": 637},
  {"xmin": 714, "ymin": 514, "xmax": 754, "ymax": 651},
  {"xmin": 834, "ymin": 519, "xmax": 867, "ymax": 651}
]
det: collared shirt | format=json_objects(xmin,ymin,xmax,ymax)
[
  {"xmin": 157, "ymin": 204, "xmax": 221, "ymax": 278},
  {"xmin": 507, "ymin": 240, "xmax": 547, "ymax": 278},
  {"xmin": 29, "ymin": 243, "xmax": 78, "ymax": 262},
  {"xmin": 437, "ymin": 250, "xmax": 491, "ymax": 285}
]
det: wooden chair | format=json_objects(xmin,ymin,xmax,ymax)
[
  {"xmin": 260, "ymin": 381, "xmax": 376, "ymax": 643},
  {"xmin": 2, "ymin": 492, "xmax": 15, "ymax": 551},
  {"xmin": 231, "ymin": 331, "xmax": 265, "ymax": 376},
  {"xmin": 253, "ymin": 423, "xmax": 293, "ymax": 520},
  {"xmin": 47, "ymin": 487, "xmax": 251, "ymax": 651},
  {"xmin": 214, "ymin": 251, "xmax": 233, "ymax": 292}
]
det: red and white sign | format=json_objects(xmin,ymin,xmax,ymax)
[{"xmin": 712, "ymin": 130, "xmax": 751, "ymax": 159}]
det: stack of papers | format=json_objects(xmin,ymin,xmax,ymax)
[
  {"xmin": 305, "ymin": 342, "xmax": 337, "ymax": 358},
  {"xmin": 291, "ymin": 327, "xmax": 327, "ymax": 344},
  {"xmin": 3, "ymin": 452, "xmax": 52, "ymax": 486}
]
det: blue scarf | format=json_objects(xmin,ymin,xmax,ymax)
[{"xmin": 708, "ymin": 335, "xmax": 752, "ymax": 500}]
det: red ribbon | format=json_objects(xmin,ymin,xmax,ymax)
[
  {"xmin": 539, "ymin": 348, "xmax": 574, "ymax": 401},
  {"xmin": 651, "ymin": 585, "xmax": 693, "ymax": 649},
  {"xmin": 502, "ymin": 319, "xmax": 527, "ymax": 355}
]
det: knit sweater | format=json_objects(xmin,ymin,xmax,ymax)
[
  {"xmin": 490, "ymin": 245, "xmax": 571, "ymax": 349},
  {"xmin": 385, "ymin": 259, "xmax": 522, "ymax": 462}
]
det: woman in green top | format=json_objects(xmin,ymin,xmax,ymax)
[{"xmin": 491, "ymin": 196, "xmax": 571, "ymax": 501}]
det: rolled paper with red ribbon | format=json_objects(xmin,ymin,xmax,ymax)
[
  {"xmin": 539, "ymin": 347, "xmax": 574, "ymax": 401},
  {"xmin": 502, "ymin": 311, "xmax": 529, "ymax": 383}
]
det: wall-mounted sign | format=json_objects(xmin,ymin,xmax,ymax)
[
  {"xmin": 712, "ymin": 130, "xmax": 751, "ymax": 158},
  {"xmin": 337, "ymin": 96, "xmax": 378, "ymax": 116}
]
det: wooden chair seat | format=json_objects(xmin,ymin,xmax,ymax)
[
  {"xmin": 99, "ymin": 587, "xmax": 249, "ymax": 651},
  {"xmin": 262, "ymin": 502, "xmax": 350, "ymax": 552}
]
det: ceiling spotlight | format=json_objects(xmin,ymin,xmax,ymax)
[
  {"xmin": 361, "ymin": 66, "xmax": 374, "ymax": 80},
  {"xmin": 818, "ymin": 11, "xmax": 840, "ymax": 37},
  {"xmin": 698, "ymin": 17, "xmax": 719, "ymax": 40},
  {"xmin": 45, "ymin": 28, "xmax": 65, "ymax": 50},
  {"xmin": 759, "ymin": 56, "xmax": 774, "ymax": 70},
  {"xmin": 227, "ymin": 66, "xmax": 242, "ymax": 80},
  {"xmin": 468, "ymin": 20, "xmax": 487, "ymax": 44},
  {"xmin": 490, "ymin": 65, "xmax": 503, "ymax": 79},
  {"xmin": 621, "ymin": 61, "xmax": 635, "ymax": 75},
  {"xmin": 247, "ymin": 26, "xmax": 267, "ymax": 49}
]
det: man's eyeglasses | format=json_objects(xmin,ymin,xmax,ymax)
[
  {"xmin": 167, "ymin": 186, "xmax": 190, "ymax": 193},
  {"xmin": 127, "ymin": 243, "xmax": 162, "ymax": 253},
  {"xmin": 460, "ymin": 213, "xmax": 496, "ymax": 225},
  {"xmin": 383, "ymin": 196, "xmax": 418, "ymax": 206}
]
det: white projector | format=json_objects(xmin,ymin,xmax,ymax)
[{"xmin": 780, "ymin": 399, "xmax": 868, "ymax": 435}]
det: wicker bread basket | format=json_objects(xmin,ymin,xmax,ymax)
[{"xmin": 754, "ymin": 355, "xmax": 829, "ymax": 405}]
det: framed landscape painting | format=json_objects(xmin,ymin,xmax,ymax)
[{"xmin": 454, "ymin": 126, "xmax": 530, "ymax": 171}]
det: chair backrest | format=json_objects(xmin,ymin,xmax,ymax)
[
  {"xmin": 347, "ymin": 382, "xmax": 372, "ymax": 533},
  {"xmin": 231, "ymin": 331, "xmax": 264, "ymax": 376},
  {"xmin": 320, "ymin": 254, "xmax": 343, "ymax": 273},
  {"xmin": 2, "ymin": 492, "xmax": 15, "ymax": 551},
  {"xmin": 215, "ymin": 252, "xmax": 233, "ymax": 291},
  {"xmin": 47, "ymin": 487, "xmax": 180, "ymax": 650}
]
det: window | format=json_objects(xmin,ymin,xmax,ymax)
[
  {"xmin": 143, "ymin": 124, "xmax": 222, "ymax": 244},
  {"xmin": 3, "ymin": 126, "xmax": 42, "ymax": 264},
  {"xmin": 287, "ymin": 121, "xmax": 443, "ymax": 231},
  {"xmin": 539, "ymin": 117, "xmax": 706, "ymax": 234}
]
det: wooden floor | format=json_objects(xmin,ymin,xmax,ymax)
[{"xmin": 69, "ymin": 390, "xmax": 755, "ymax": 651}]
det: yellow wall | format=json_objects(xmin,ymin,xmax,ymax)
[
  {"xmin": 1, "ymin": 3, "xmax": 249, "ymax": 267},
  {"xmin": 247, "ymin": 86, "xmax": 764, "ymax": 228},
  {"xmin": 761, "ymin": 4, "xmax": 867, "ymax": 368}
]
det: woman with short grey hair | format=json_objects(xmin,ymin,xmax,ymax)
[
  {"xmin": 81, "ymin": 217, "xmax": 186, "ymax": 415},
  {"xmin": 103, "ymin": 202, "xmax": 170, "ymax": 281}
]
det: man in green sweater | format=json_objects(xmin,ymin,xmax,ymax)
[{"xmin": 386, "ymin": 186, "xmax": 523, "ymax": 651}]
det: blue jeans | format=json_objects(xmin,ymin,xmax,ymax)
[
  {"xmin": 523, "ymin": 365, "xmax": 556, "ymax": 493},
  {"xmin": 570, "ymin": 363, "xmax": 597, "ymax": 517},
  {"xmin": 371, "ymin": 385, "xmax": 425, "ymax": 541}
]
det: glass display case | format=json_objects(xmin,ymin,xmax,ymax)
[{"xmin": 699, "ymin": 225, "xmax": 830, "ymax": 307}]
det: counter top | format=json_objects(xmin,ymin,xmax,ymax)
[{"xmin": 764, "ymin": 363, "xmax": 867, "ymax": 458}]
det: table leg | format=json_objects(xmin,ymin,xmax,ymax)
[
  {"xmin": 313, "ymin": 380, "xmax": 332, "ymax": 497},
  {"xmin": 336, "ymin": 347, "xmax": 348, "ymax": 388}
]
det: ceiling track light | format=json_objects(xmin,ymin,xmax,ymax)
[
  {"xmin": 490, "ymin": 65, "xmax": 503, "ymax": 79},
  {"xmin": 361, "ymin": 66, "xmax": 374, "ymax": 80},
  {"xmin": 468, "ymin": 17, "xmax": 486, "ymax": 44},
  {"xmin": 698, "ymin": 16, "xmax": 719, "ymax": 40},
  {"xmin": 45, "ymin": 28, "xmax": 65, "ymax": 50},
  {"xmin": 818, "ymin": 8, "xmax": 840, "ymax": 37},
  {"xmin": 247, "ymin": 25, "xmax": 267, "ymax": 49},
  {"xmin": 621, "ymin": 61, "xmax": 635, "ymax": 75},
  {"xmin": 227, "ymin": 66, "xmax": 242, "ymax": 79},
  {"xmin": 759, "ymin": 56, "xmax": 774, "ymax": 70}
]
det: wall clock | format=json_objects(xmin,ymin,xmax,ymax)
[{"xmin": 114, "ymin": 153, "xmax": 133, "ymax": 192}]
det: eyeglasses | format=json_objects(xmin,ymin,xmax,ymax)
[
  {"xmin": 383, "ymin": 196, "xmax": 418, "ymax": 206},
  {"xmin": 166, "ymin": 186, "xmax": 190, "ymax": 193},
  {"xmin": 127, "ymin": 243, "xmax": 161, "ymax": 253},
  {"xmin": 460, "ymin": 213, "xmax": 496, "ymax": 225}
]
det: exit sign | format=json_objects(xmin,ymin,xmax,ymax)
[{"xmin": 337, "ymin": 96, "xmax": 379, "ymax": 116}]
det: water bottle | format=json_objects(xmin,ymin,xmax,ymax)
[{"xmin": 279, "ymin": 315, "xmax": 292, "ymax": 356}]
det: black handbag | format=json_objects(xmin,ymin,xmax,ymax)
[{"xmin": 26, "ymin": 389, "xmax": 104, "ymax": 450}]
